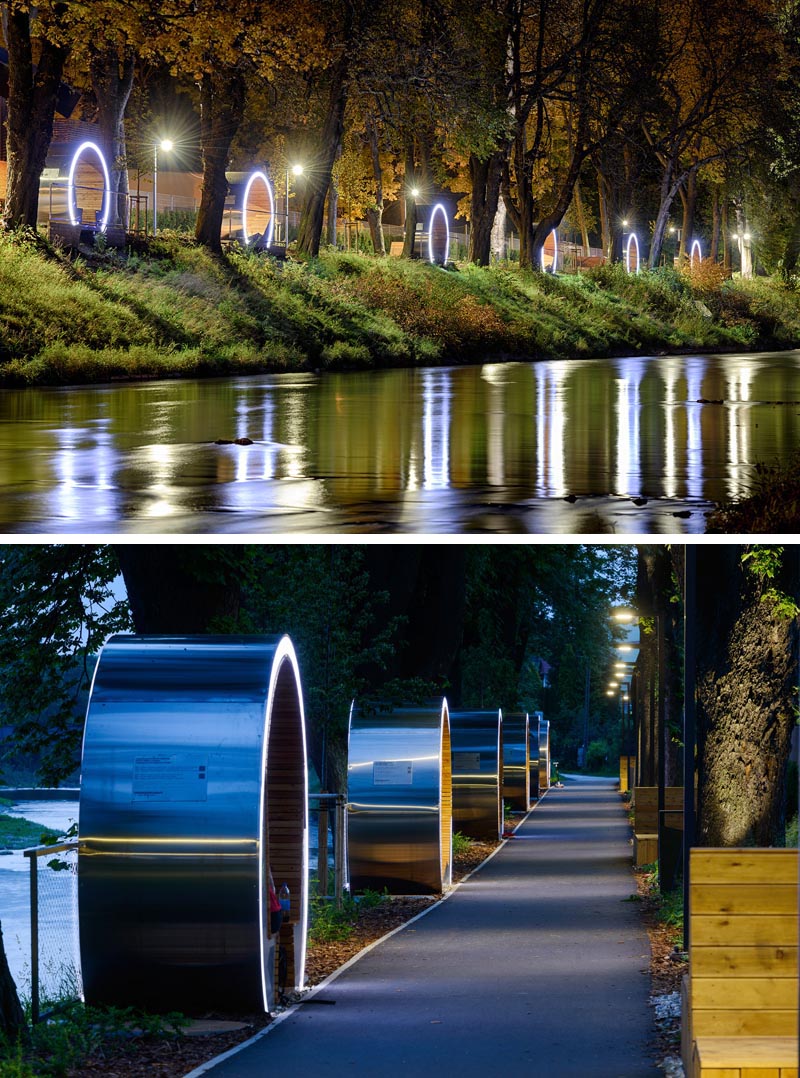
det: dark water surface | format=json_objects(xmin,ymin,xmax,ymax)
[{"xmin": 2, "ymin": 351, "xmax": 799, "ymax": 534}]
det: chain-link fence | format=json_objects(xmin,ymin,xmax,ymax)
[{"xmin": 23, "ymin": 841, "xmax": 82, "ymax": 1022}]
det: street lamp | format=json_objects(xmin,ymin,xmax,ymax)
[
  {"xmin": 153, "ymin": 138, "xmax": 173, "ymax": 235},
  {"xmin": 285, "ymin": 163, "xmax": 303, "ymax": 247}
]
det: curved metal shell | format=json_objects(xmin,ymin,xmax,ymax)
[
  {"xmin": 538, "ymin": 718, "xmax": 551, "ymax": 791},
  {"xmin": 449, "ymin": 709, "xmax": 503, "ymax": 841},
  {"xmin": 79, "ymin": 634, "xmax": 308, "ymax": 1014},
  {"xmin": 529, "ymin": 715, "xmax": 541, "ymax": 803},
  {"xmin": 502, "ymin": 712, "xmax": 530, "ymax": 811},
  {"xmin": 347, "ymin": 701, "xmax": 452, "ymax": 894}
]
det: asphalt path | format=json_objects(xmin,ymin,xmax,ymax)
[{"xmin": 198, "ymin": 776, "xmax": 661, "ymax": 1078}]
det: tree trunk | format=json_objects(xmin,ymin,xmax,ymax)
[
  {"xmin": 468, "ymin": 150, "xmax": 503, "ymax": 265},
  {"xmin": 695, "ymin": 546, "xmax": 800, "ymax": 847},
  {"xmin": 89, "ymin": 47, "xmax": 135, "ymax": 228},
  {"xmin": 326, "ymin": 161, "xmax": 339, "ymax": 247},
  {"xmin": 572, "ymin": 178, "xmax": 591, "ymax": 255},
  {"xmin": 296, "ymin": 56, "xmax": 349, "ymax": 257},
  {"xmin": 3, "ymin": 5, "xmax": 70, "ymax": 230},
  {"xmin": 710, "ymin": 185, "xmax": 721, "ymax": 262},
  {"xmin": 401, "ymin": 141, "xmax": 417, "ymax": 258},
  {"xmin": 365, "ymin": 115, "xmax": 385, "ymax": 255},
  {"xmin": 114, "ymin": 546, "xmax": 244, "ymax": 633},
  {"xmin": 195, "ymin": 68, "xmax": 246, "ymax": 253},
  {"xmin": 0, "ymin": 922, "xmax": 25, "ymax": 1041},
  {"xmin": 722, "ymin": 199, "xmax": 731, "ymax": 273}
]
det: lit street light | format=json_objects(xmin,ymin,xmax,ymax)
[
  {"xmin": 153, "ymin": 138, "xmax": 173, "ymax": 235},
  {"xmin": 285, "ymin": 163, "xmax": 303, "ymax": 247}
]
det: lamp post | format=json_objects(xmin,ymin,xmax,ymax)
[
  {"xmin": 153, "ymin": 138, "xmax": 173, "ymax": 235},
  {"xmin": 285, "ymin": 163, "xmax": 303, "ymax": 247}
]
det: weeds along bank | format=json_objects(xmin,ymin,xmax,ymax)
[{"xmin": 2, "ymin": 231, "xmax": 800, "ymax": 387}]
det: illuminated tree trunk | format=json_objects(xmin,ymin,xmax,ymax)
[
  {"xmin": 3, "ymin": 5, "xmax": 70, "ymax": 230},
  {"xmin": 401, "ymin": 141, "xmax": 417, "ymax": 258},
  {"xmin": 365, "ymin": 115, "xmax": 385, "ymax": 256},
  {"xmin": 695, "ymin": 546, "xmax": 800, "ymax": 847},
  {"xmin": 296, "ymin": 56, "xmax": 349, "ymax": 258},
  {"xmin": 90, "ymin": 47, "xmax": 135, "ymax": 228},
  {"xmin": 195, "ymin": 68, "xmax": 246, "ymax": 253},
  {"xmin": 468, "ymin": 150, "xmax": 503, "ymax": 266}
]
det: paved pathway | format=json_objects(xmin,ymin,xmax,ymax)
[{"xmin": 199, "ymin": 776, "xmax": 661, "ymax": 1078}]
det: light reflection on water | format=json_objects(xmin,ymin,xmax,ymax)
[{"xmin": 1, "ymin": 351, "xmax": 799, "ymax": 534}]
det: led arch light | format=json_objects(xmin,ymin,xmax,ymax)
[
  {"xmin": 625, "ymin": 231, "xmax": 640, "ymax": 274},
  {"xmin": 540, "ymin": 229, "xmax": 558, "ymax": 273},
  {"xmin": 242, "ymin": 170, "xmax": 275, "ymax": 247},
  {"xmin": 67, "ymin": 141, "xmax": 111, "ymax": 231},
  {"xmin": 428, "ymin": 203, "xmax": 450, "ymax": 265},
  {"xmin": 690, "ymin": 238, "xmax": 702, "ymax": 268}
]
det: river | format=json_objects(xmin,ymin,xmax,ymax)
[{"xmin": 2, "ymin": 351, "xmax": 799, "ymax": 534}]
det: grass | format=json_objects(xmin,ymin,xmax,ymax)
[
  {"xmin": 307, "ymin": 884, "xmax": 386, "ymax": 944},
  {"xmin": 2, "ymin": 230, "xmax": 800, "ymax": 387},
  {"xmin": 0, "ymin": 814, "xmax": 59, "ymax": 849},
  {"xmin": 0, "ymin": 1001, "xmax": 187, "ymax": 1078}
]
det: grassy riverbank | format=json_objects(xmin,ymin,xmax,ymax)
[
  {"xmin": 0, "ymin": 812, "xmax": 59, "ymax": 849},
  {"xmin": 2, "ymin": 230, "xmax": 800, "ymax": 386}
]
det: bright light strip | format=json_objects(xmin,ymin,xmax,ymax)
[
  {"xmin": 428, "ymin": 203, "xmax": 450, "ymax": 265},
  {"xmin": 625, "ymin": 232, "xmax": 640, "ymax": 274},
  {"xmin": 540, "ymin": 229, "xmax": 558, "ymax": 273},
  {"xmin": 67, "ymin": 141, "xmax": 110, "ymax": 231},
  {"xmin": 690, "ymin": 238, "xmax": 702, "ymax": 268},
  {"xmin": 257, "ymin": 635, "xmax": 309, "ymax": 1011},
  {"xmin": 242, "ymin": 170, "xmax": 275, "ymax": 247}
]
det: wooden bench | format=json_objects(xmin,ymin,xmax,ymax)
[
  {"xmin": 389, "ymin": 240, "xmax": 404, "ymax": 257},
  {"xmin": 682, "ymin": 847, "xmax": 798, "ymax": 1078},
  {"xmin": 619, "ymin": 754, "xmax": 635, "ymax": 793},
  {"xmin": 631, "ymin": 786, "xmax": 683, "ymax": 865}
]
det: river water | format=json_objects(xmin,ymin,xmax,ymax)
[{"xmin": 2, "ymin": 351, "xmax": 799, "ymax": 534}]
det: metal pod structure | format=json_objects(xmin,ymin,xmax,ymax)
[
  {"xmin": 539, "ymin": 717, "xmax": 551, "ymax": 792},
  {"xmin": 79, "ymin": 634, "xmax": 308, "ymax": 1014},
  {"xmin": 449, "ymin": 709, "xmax": 503, "ymax": 841},
  {"xmin": 502, "ymin": 712, "xmax": 530, "ymax": 811},
  {"xmin": 529, "ymin": 711, "xmax": 543, "ymax": 803},
  {"xmin": 347, "ymin": 701, "xmax": 452, "ymax": 894}
]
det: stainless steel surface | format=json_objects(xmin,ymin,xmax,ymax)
[
  {"xmin": 502, "ymin": 713, "xmax": 530, "ymax": 811},
  {"xmin": 79, "ymin": 634, "xmax": 308, "ymax": 1013},
  {"xmin": 529, "ymin": 714, "xmax": 541, "ymax": 803},
  {"xmin": 347, "ymin": 701, "xmax": 452, "ymax": 895},
  {"xmin": 449, "ymin": 709, "xmax": 503, "ymax": 841},
  {"xmin": 539, "ymin": 718, "xmax": 551, "ymax": 791}
]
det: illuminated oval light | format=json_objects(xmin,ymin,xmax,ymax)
[
  {"xmin": 690, "ymin": 238, "xmax": 702, "ymax": 268},
  {"xmin": 242, "ymin": 170, "xmax": 275, "ymax": 247},
  {"xmin": 428, "ymin": 203, "xmax": 450, "ymax": 265},
  {"xmin": 625, "ymin": 232, "xmax": 640, "ymax": 274},
  {"xmin": 540, "ymin": 229, "xmax": 558, "ymax": 273},
  {"xmin": 67, "ymin": 141, "xmax": 111, "ymax": 231}
]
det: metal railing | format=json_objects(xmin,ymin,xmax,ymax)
[{"xmin": 23, "ymin": 840, "xmax": 81, "ymax": 1023}]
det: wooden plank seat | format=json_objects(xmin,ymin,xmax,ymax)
[
  {"xmin": 682, "ymin": 848, "xmax": 798, "ymax": 1078},
  {"xmin": 631, "ymin": 786, "xmax": 684, "ymax": 866},
  {"xmin": 692, "ymin": 1035, "xmax": 798, "ymax": 1077}
]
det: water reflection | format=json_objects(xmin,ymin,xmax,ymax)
[{"xmin": 1, "ymin": 351, "xmax": 799, "ymax": 534}]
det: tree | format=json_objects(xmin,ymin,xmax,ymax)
[
  {"xmin": 643, "ymin": 0, "xmax": 779, "ymax": 268},
  {"xmin": 694, "ymin": 545, "xmax": 799, "ymax": 846},
  {"xmin": 2, "ymin": 1, "xmax": 71, "ymax": 230}
]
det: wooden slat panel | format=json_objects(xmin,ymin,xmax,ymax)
[
  {"xmin": 693, "ymin": 916, "xmax": 799, "ymax": 948},
  {"xmin": 741, "ymin": 1069, "xmax": 781, "ymax": 1078},
  {"xmin": 691, "ymin": 945, "xmax": 797, "ymax": 978},
  {"xmin": 692, "ymin": 977, "xmax": 800, "ymax": 1010},
  {"xmin": 694, "ymin": 1037, "xmax": 798, "ymax": 1067},
  {"xmin": 692, "ymin": 1011, "xmax": 799, "ymax": 1037},
  {"xmin": 779, "ymin": 1069, "xmax": 798, "ymax": 1078},
  {"xmin": 690, "ymin": 885, "xmax": 798, "ymax": 916},
  {"xmin": 690, "ymin": 850, "xmax": 798, "ymax": 885}
]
